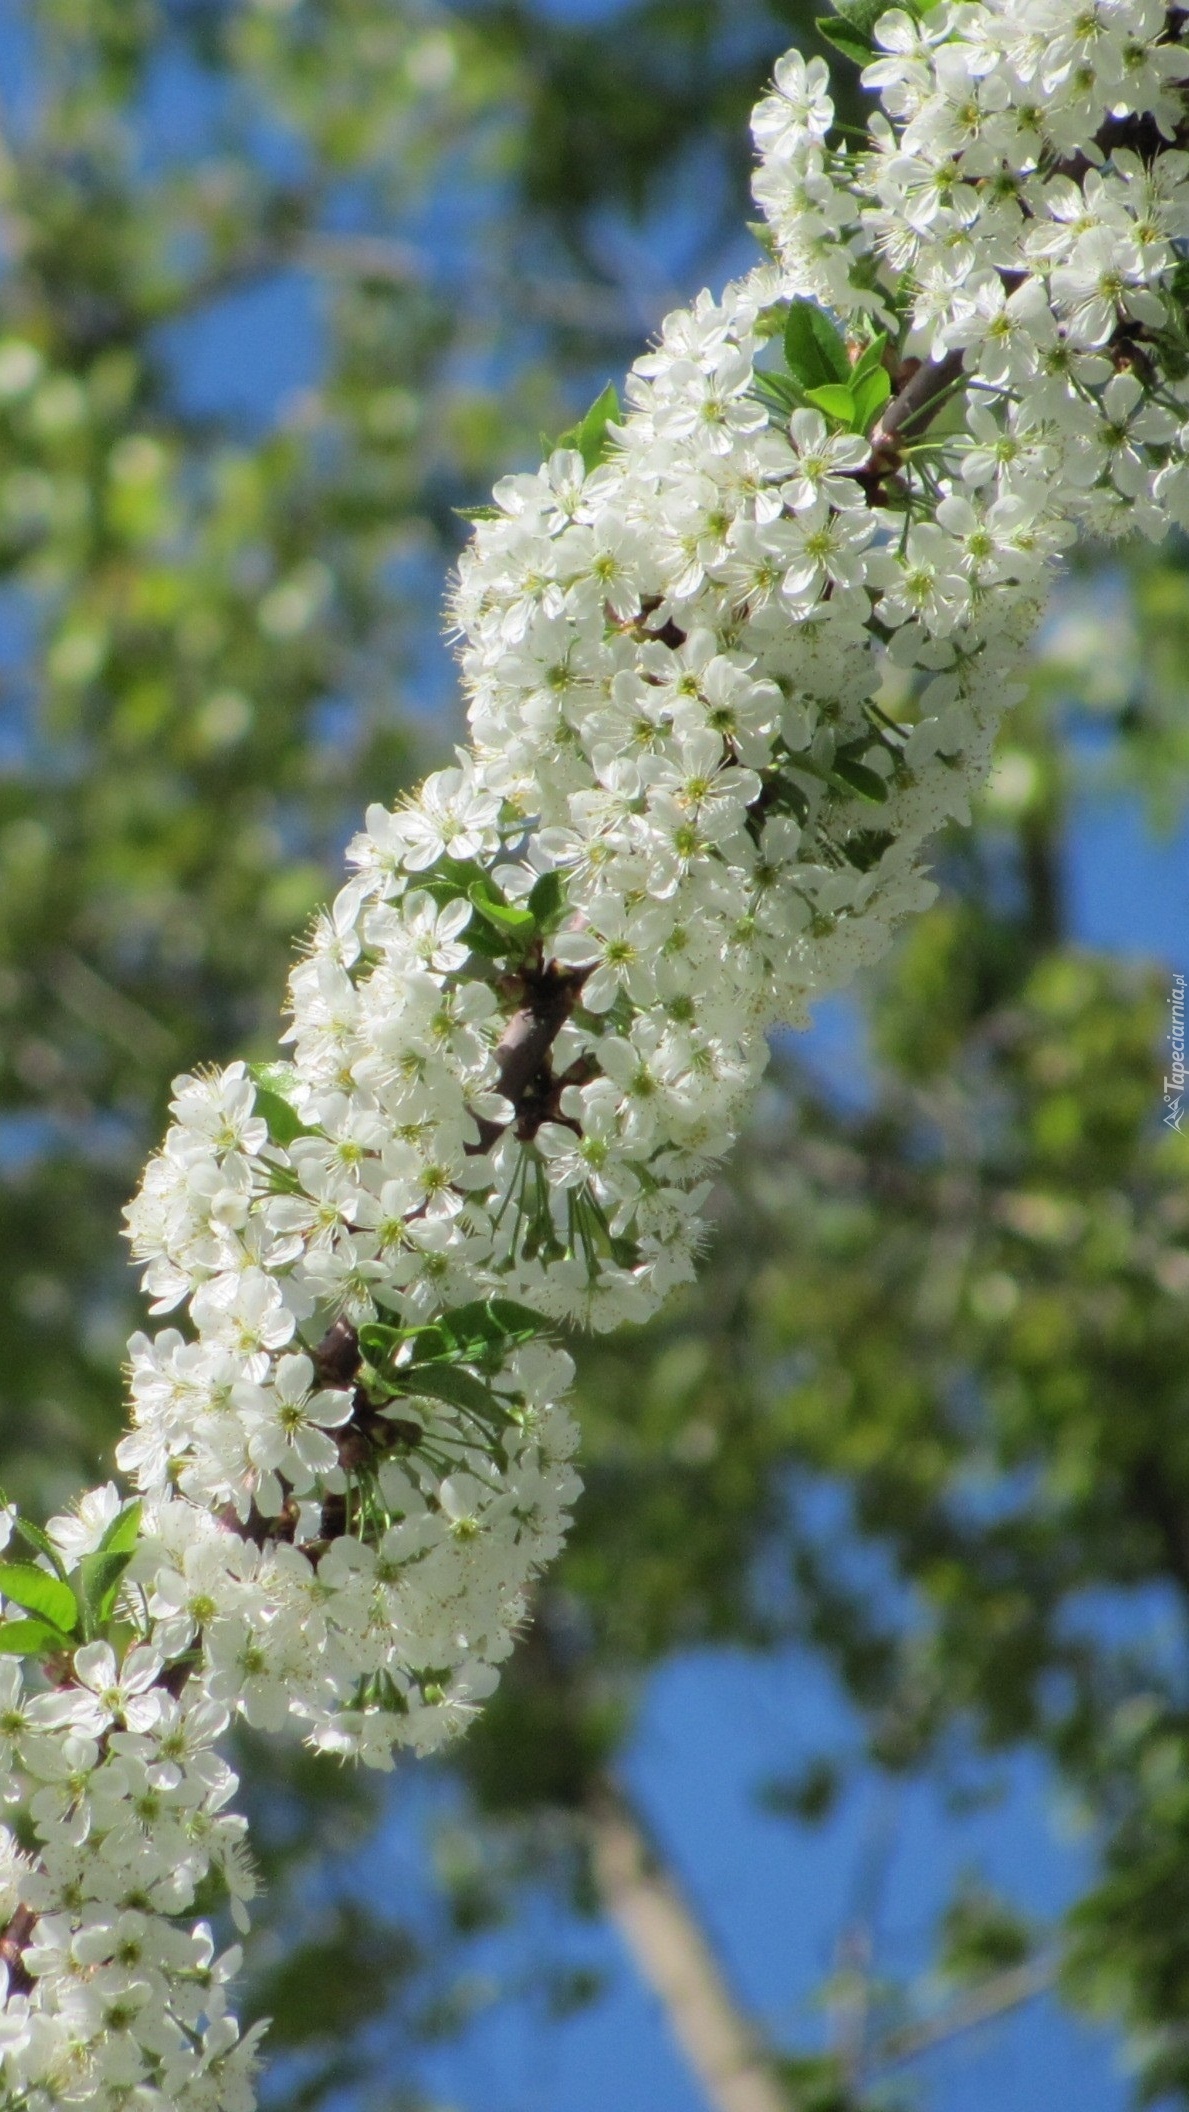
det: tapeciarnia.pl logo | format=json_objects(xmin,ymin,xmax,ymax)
[{"xmin": 1164, "ymin": 973, "xmax": 1185, "ymax": 1131}]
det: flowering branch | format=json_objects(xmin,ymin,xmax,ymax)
[{"xmin": 3, "ymin": 0, "xmax": 1189, "ymax": 2101}]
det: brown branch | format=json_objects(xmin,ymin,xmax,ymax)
[
  {"xmin": 469, "ymin": 962, "xmax": 590, "ymax": 1154},
  {"xmin": 870, "ymin": 348, "xmax": 966, "ymax": 457},
  {"xmin": 0, "ymin": 1907, "xmax": 36, "ymax": 1997}
]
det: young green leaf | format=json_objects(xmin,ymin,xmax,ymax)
[
  {"xmin": 418, "ymin": 863, "xmax": 532, "ymax": 953},
  {"xmin": 815, "ymin": 14, "xmax": 877, "ymax": 64},
  {"xmin": 358, "ymin": 1322, "xmax": 406, "ymax": 1369},
  {"xmin": 853, "ymin": 366, "xmax": 893, "ymax": 430},
  {"xmin": 468, "ymin": 883, "xmax": 536, "ymax": 940},
  {"xmin": 0, "ymin": 1560, "xmax": 79, "ymax": 1635},
  {"xmin": 753, "ymin": 368, "xmax": 806, "ymax": 418},
  {"xmin": 434, "ymin": 1299, "xmax": 511, "ymax": 1347},
  {"xmin": 465, "ymin": 920, "xmax": 514, "ymax": 960},
  {"xmin": 402, "ymin": 1364, "xmax": 508, "ymax": 1423},
  {"xmin": 414, "ymin": 1298, "xmax": 552, "ymax": 1372},
  {"xmin": 96, "ymin": 1500, "xmax": 143, "ymax": 1558},
  {"xmin": 256, "ymin": 1085, "xmax": 309, "ymax": 1146},
  {"xmin": 804, "ymin": 382, "xmax": 859, "ymax": 427},
  {"xmin": 412, "ymin": 1323, "xmax": 462, "ymax": 1361},
  {"xmin": 527, "ymin": 870, "xmax": 565, "ymax": 932},
  {"xmin": 0, "ymin": 1618, "xmax": 66, "ymax": 1657},
  {"xmin": 757, "ymin": 772, "xmax": 812, "ymax": 826},
  {"xmin": 485, "ymin": 1298, "xmax": 553, "ymax": 1344},
  {"xmin": 78, "ymin": 1548, "xmax": 136, "ymax": 1641},
  {"xmin": 421, "ymin": 855, "xmax": 486, "ymax": 900},
  {"xmin": 832, "ymin": 754, "xmax": 890, "ymax": 802},
  {"xmin": 784, "ymin": 300, "xmax": 851, "ymax": 390},
  {"xmin": 755, "ymin": 300, "xmax": 792, "ymax": 341},
  {"xmin": 842, "ymin": 828, "xmax": 896, "ymax": 871},
  {"xmin": 817, "ymin": 0, "xmax": 920, "ymax": 62},
  {"xmin": 556, "ymin": 382, "xmax": 620, "ymax": 472},
  {"xmin": 12, "ymin": 1514, "xmax": 68, "ymax": 1579},
  {"xmin": 851, "ymin": 332, "xmax": 889, "ymax": 383}
]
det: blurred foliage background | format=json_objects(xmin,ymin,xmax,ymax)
[{"xmin": 3, "ymin": 3, "xmax": 1189, "ymax": 2108}]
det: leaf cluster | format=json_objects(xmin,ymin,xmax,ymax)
[{"xmin": 0, "ymin": 1499, "xmax": 140, "ymax": 1655}]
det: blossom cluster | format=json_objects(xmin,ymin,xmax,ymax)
[
  {"xmin": 4, "ymin": 0, "xmax": 1189, "ymax": 2101},
  {"xmin": 0, "ymin": 1578, "xmax": 262, "ymax": 2110},
  {"xmin": 755, "ymin": 0, "xmax": 1189, "ymax": 541}
]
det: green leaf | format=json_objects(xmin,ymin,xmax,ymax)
[
  {"xmin": 485, "ymin": 1297, "xmax": 552, "ymax": 1344},
  {"xmin": 556, "ymin": 382, "xmax": 620, "ymax": 472},
  {"xmin": 467, "ymin": 871, "xmax": 510, "ymax": 909},
  {"xmin": 851, "ymin": 332, "xmax": 889, "ymax": 383},
  {"xmin": 325, "ymin": 1305, "xmax": 548, "ymax": 1418},
  {"xmin": 0, "ymin": 1560, "xmax": 78, "ymax": 1635},
  {"xmin": 831, "ymin": 755, "xmax": 890, "ymax": 803},
  {"xmin": 423, "ymin": 1298, "xmax": 551, "ymax": 1371},
  {"xmin": 358, "ymin": 1322, "xmax": 406, "ymax": 1369},
  {"xmin": 78, "ymin": 1548, "xmax": 135, "ymax": 1640},
  {"xmin": 527, "ymin": 870, "xmax": 564, "ymax": 932},
  {"xmin": 403, "ymin": 1325, "xmax": 453, "ymax": 1364},
  {"xmin": 401, "ymin": 1364, "xmax": 508, "ymax": 1423},
  {"xmin": 757, "ymin": 772, "xmax": 811, "ymax": 826},
  {"xmin": 465, "ymin": 920, "xmax": 513, "ymax": 960},
  {"xmin": 367, "ymin": 1302, "xmax": 551, "ymax": 1389},
  {"xmin": 815, "ymin": 14, "xmax": 877, "ymax": 64},
  {"xmin": 784, "ymin": 300, "xmax": 851, "ymax": 390},
  {"xmin": 468, "ymin": 882, "xmax": 536, "ymax": 941},
  {"xmin": 836, "ymin": 0, "xmax": 896, "ymax": 34},
  {"xmin": 96, "ymin": 1500, "xmax": 142, "ymax": 1558},
  {"xmin": 433, "ymin": 1300, "xmax": 511, "ymax": 1350},
  {"xmin": 454, "ymin": 504, "xmax": 502, "ymax": 523},
  {"xmin": 0, "ymin": 1618, "xmax": 66, "ymax": 1657},
  {"xmin": 422, "ymin": 855, "xmax": 486, "ymax": 898},
  {"xmin": 804, "ymin": 382, "xmax": 859, "ymax": 427},
  {"xmin": 12, "ymin": 1515, "xmax": 68, "ymax": 1578},
  {"xmin": 853, "ymin": 366, "xmax": 892, "ymax": 430},
  {"xmin": 248, "ymin": 1069, "xmax": 319, "ymax": 1148},
  {"xmin": 817, "ymin": 0, "xmax": 915, "ymax": 62},
  {"xmin": 753, "ymin": 369, "xmax": 806, "ymax": 418},
  {"xmin": 421, "ymin": 857, "xmax": 516, "ymax": 947},
  {"xmin": 842, "ymin": 827, "xmax": 896, "ymax": 871}
]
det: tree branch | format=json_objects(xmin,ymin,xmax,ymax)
[
  {"xmin": 469, "ymin": 962, "xmax": 589, "ymax": 1154},
  {"xmin": 0, "ymin": 1907, "xmax": 36, "ymax": 1997},
  {"xmin": 870, "ymin": 348, "xmax": 967, "ymax": 455},
  {"xmin": 872, "ymin": 1954, "xmax": 1055, "ymax": 2072},
  {"xmin": 586, "ymin": 1780, "xmax": 791, "ymax": 2112}
]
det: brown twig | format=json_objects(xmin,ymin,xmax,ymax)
[
  {"xmin": 0, "ymin": 1907, "xmax": 36, "ymax": 1997},
  {"xmin": 469, "ymin": 961, "xmax": 590, "ymax": 1154},
  {"xmin": 872, "ymin": 1954, "xmax": 1055, "ymax": 2071},
  {"xmin": 869, "ymin": 348, "xmax": 966, "ymax": 459}
]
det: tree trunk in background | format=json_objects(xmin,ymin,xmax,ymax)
[{"xmin": 587, "ymin": 1782, "xmax": 790, "ymax": 2112}]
